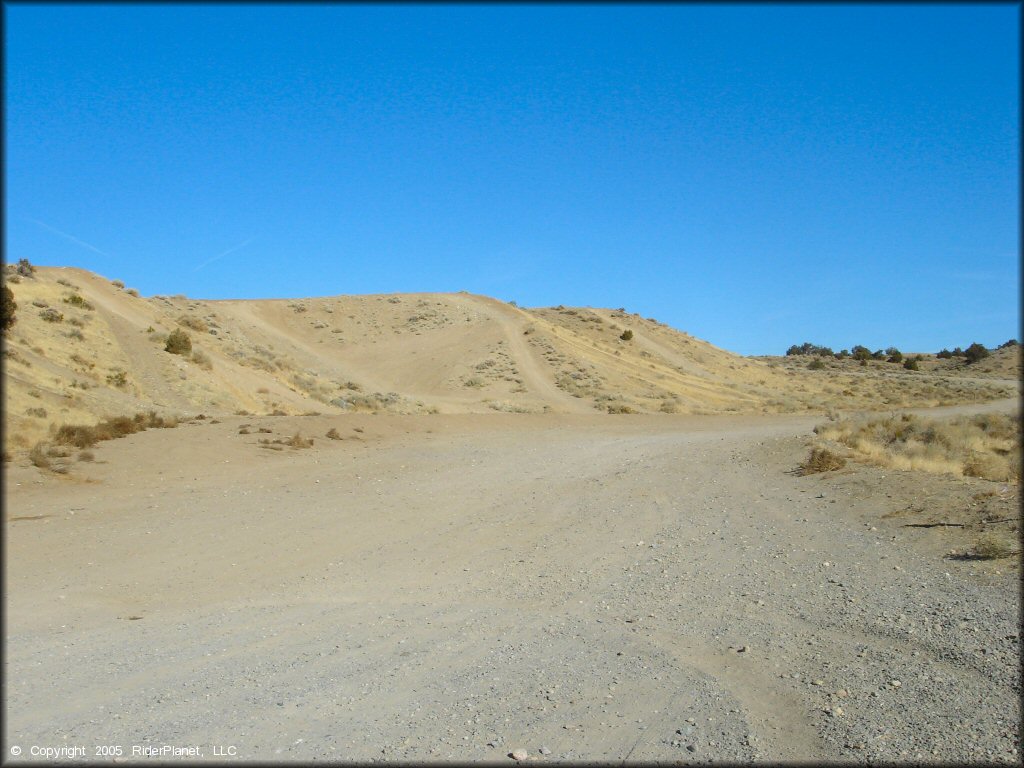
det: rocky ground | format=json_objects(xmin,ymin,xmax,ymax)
[{"xmin": 4, "ymin": 407, "xmax": 1020, "ymax": 763}]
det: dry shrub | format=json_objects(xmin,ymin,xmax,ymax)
[
  {"xmin": 165, "ymin": 328, "xmax": 192, "ymax": 355},
  {"xmin": 971, "ymin": 532, "xmax": 1019, "ymax": 560},
  {"xmin": 191, "ymin": 349, "xmax": 213, "ymax": 370},
  {"xmin": 326, "ymin": 428, "xmax": 341, "ymax": 440},
  {"xmin": 814, "ymin": 412, "xmax": 1020, "ymax": 481},
  {"xmin": 28, "ymin": 443, "xmax": 51, "ymax": 469},
  {"xmin": 285, "ymin": 433, "xmax": 313, "ymax": 448},
  {"xmin": 78, "ymin": 450, "xmax": 95, "ymax": 462},
  {"xmin": 53, "ymin": 412, "xmax": 177, "ymax": 448},
  {"xmin": 259, "ymin": 433, "xmax": 314, "ymax": 449},
  {"xmin": 799, "ymin": 447, "xmax": 847, "ymax": 475},
  {"xmin": 607, "ymin": 403, "xmax": 637, "ymax": 414},
  {"xmin": 62, "ymin": 294, "xmax": 94, "ymax": 310}
]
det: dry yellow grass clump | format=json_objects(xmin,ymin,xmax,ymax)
[
  {"xmin": 799, "ymin": 447, "xmax": 847, "ymax": 475},
  {"xmin": 814, "ymin": 412, "xmax": 1021, "ymax": 482}
]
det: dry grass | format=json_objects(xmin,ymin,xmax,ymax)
[
  {"xmin": 799, "ymin": 447, "xmax": 847, "ymax": 475},
  {"xmin": 326, "ymin": 427, "xmax": 341, "ymax": 440},
  {"xmin": 177, "ymin": 314, "xmax": 209, "ymax": 333},
  {"xmin": 814, "ymin": 412, "xmax": 1021, "ymax": 482}
]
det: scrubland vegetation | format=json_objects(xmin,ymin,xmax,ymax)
[{"xmin": 813, "ymin": 412, "xmax": 1021, "ymax": 482}]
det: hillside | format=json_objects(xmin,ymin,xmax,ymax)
[{"xmin": 2, "ymin": 265, "xmax": 1017, "ymax": 455}]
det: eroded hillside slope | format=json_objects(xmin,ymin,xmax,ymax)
[{"xmin": 2, "ymin": 265, "xmax": 1016, "ymax": 454}]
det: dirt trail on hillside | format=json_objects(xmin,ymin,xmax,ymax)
[
  {"xmin": 4, "ymin": 409, "xmax": 1019, "ymax": 763},
  {"xmin": 449, "ymin": 294, "xmax": 595, "ymax": 414}
]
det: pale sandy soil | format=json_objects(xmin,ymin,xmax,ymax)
[
  {"xmin": 4, "ymin": 266, "xmax": 1017, "ymax": 457},
  {"xmin": 4, "ymin": 403, "xmax": 1019, "ymax": 764}
]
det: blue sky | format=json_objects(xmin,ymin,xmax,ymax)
[{"xmin": 4, "ymin": 4, "xmax": 1019, "ymax": 355}]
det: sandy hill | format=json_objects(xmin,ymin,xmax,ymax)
[{"xmin": 2, "ymin": 264, "xmax": 1017, "ymax": 454}]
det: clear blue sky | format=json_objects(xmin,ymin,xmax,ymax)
[{"xmin": 4, "ymin": 4, "xmax": 1019, "ymax": 355}]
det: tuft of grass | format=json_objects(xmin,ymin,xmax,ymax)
[
  {"xmin": 326, "ymin": 427, "xmax": 341, "ymax": 440},
  {"xmin": 799, "ymin": 446, "xmax": 847, "ymax": 475}
]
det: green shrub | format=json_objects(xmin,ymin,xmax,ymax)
[
  {"xmin": 936, "ymin": 348, "xmax": 953, "ymax": 359},
  {"xmin": 886, "ymin": 347, "xmax": 903, "ymax": 363},
  {"xmin": 620, "ymin": 329, "xmax": 634, "ymax": 341},
  {"xmin": 165, "ymin": 328, "xmax": 192, "ymax": 355},
  {"xmin": 851, "ymin": 345, "xmax": 872, "ymax": 361},
  {"xmin": 903, "ymin": 357, "xmax": 919, "ymax": 371},
  {"xmin": 62, "ymin": 294, "xmax": 94, "ymax": 310},
  {"xmin": 1, "ymin": 283, "xmax": 15, "ymax": 332},
  {"xmin": 808, "ymin": 358, "xmax": 826, "ymax": 370},
  {"xmin": 964, "ymin": 342, "xmax": 989, "ymax": 364}
]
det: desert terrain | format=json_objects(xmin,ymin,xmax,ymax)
[{"xmin": 3, "ymin": 263, "xmax": 1021, "ymax": 763}]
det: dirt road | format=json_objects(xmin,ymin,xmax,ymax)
[{"xmin": 4, "ymin": 409, "xmax": 1019, "ymax": 763}]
